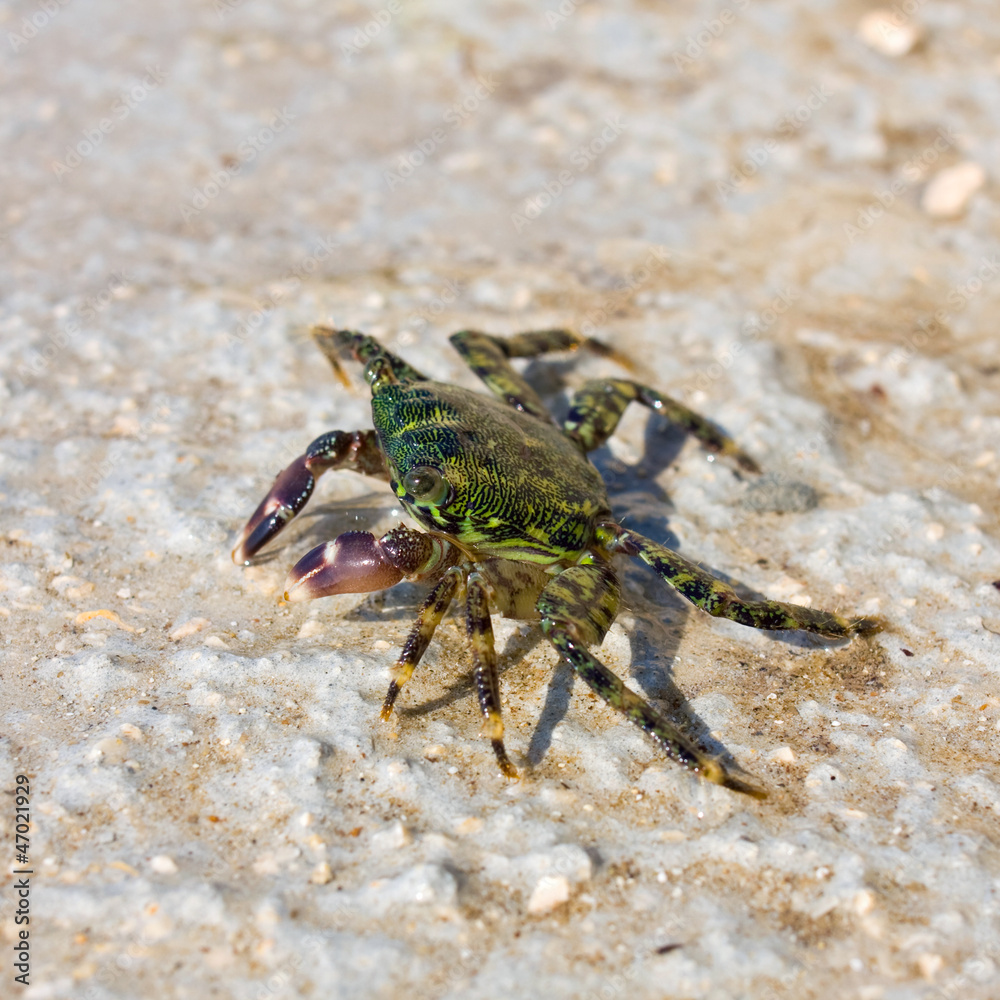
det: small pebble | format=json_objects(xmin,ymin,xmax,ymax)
[
  {"xmin": 527, "ymin": 875, "xmax": 571, "ymax": 915},
  {"xmin": 169, "ymin": 617, "xmax": 210, "ymax": 641},
  {"xmin": 371, "ymin": 820, "xmax": 411, "ymax": 851},
  {"xmin": 310, "ymin": 862, "xmax": 334, "ymax": 885},
  {"xmin": 454, "ymin": 816, "xmax": 484, "ymax": 836},
  {"xmin": 854, "ymin": 889, "xmax": 876, "ymax": 915},
  {"xmin": 741, "ymin": 475, "xmax": 818, "ymax": 514},
  {"xmin": 917, "ymin": 953, "xmax": 943, "ymax": 980},
  {"xmin": 150, "ymin": 855, "xmax": 178, "ymax": 874},
  {"xmin": 921, "ymin": 162, "xmax": 986, "ymax": 218},
  {"xmin": 296, "ymin": 619, "xmax": 325, "ymax": 638},
  {"xmin": 858, "ymin": 9, "xmax": 923, "ymax": 57}
]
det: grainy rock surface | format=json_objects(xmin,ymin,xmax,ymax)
[{"xmin": 2, "ymin": 2, "xmax": 999, "ymax": 998}]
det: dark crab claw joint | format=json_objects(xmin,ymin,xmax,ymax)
[
  {"xmin": 283, "ymin": 531, "xmax": 404, "ymax": 602},
  {"xmin": 231, "ymin": 457, "xmax": 316, "ymax": 565}
]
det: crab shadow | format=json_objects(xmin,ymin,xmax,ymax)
[{"xmin": 390, "ymin": 561, "xmax": 757, "ymax": 783}]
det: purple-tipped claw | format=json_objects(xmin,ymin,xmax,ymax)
[
  {"xmin": 283, "ymin": 531, "xmax": 404, "ymax": 602},
  {"xmin": 232, "ymin": 457, "xmax": 315, "ymax": 565}
]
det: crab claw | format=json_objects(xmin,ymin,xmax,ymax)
[
  {"xmin": 283, "ymin": 531, "xmax": 404, "ymax": 602},
  {"xmin": 232, "ymin": 457, "xmax": 315, "ymax": 565}
]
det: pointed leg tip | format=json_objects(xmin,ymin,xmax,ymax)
[
  {"xmin": 851, "ymin": 615, "xmax": 886, "ymax": 636},
  {"xmin": 499, "ymin": 761, "xmax": 520, "ymax": 781},
  {"xmin": 581, "ymin": 336, "xmax": 640, "ymax": 374},
  {"xmin": 719, "ymin": 441, "xmax": 761, "ymax": 474},
  {"xmin": 310, "ymin": 327, "xmax": 353, "ymax": 385},
  {"xmin": 380, "ymin": 680, "xmax": 403, "ymax": 722},
  {"xmin": 701, "ymin": 759, "xmax": 767, "ymax": 799},
  {"xmin": 491, "ymin": 739, "xmax": 519, "ymax": 780},
  {"xmin": 734, "ymin": 780, "xmax": 768, "ymax": 801},
  {"xmin": 811, "ymin": 613, "xmax": 886, "ymax": 640}
]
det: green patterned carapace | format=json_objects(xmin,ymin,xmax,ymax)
[{"xmin": 233, "ymin": 327, "xmax": 880, "ymax": 797}]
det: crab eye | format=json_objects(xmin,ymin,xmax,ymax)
[{"xmin": 402, "ymin": 466, "xmax": 451, "ymax": 506}]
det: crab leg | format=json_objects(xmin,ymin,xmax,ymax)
[
  {"xmin": 381, "ymin": 567, "xmax": 462, "ymax": 719},
  {"xmin": 449, "ymin": 329, "xmax": 635, "ymax": 422},
  {"xmin": 232, "ymin": 429, "xmax": 387, "ymax": 564},
  {"xmin": 562, "ymin": 379, "xmax": 761, "ymax": 472},
  {"xmin": 450, "ymin": 329, "xmax": 571, "ymax": 420},
  {"xmin": 537, "ymin": 559, "xmax": 766, "ymax": 798},
  {"xmin": 312, "ymin": 326, "xmax": 429, "ymax": 386},
  {"xmin": 466, "ymin": 570, "xmax": 518, "ymax": 778},
  {"xmin": 598, "ymin": 523, "xmax": 882, "ymax": 637}
]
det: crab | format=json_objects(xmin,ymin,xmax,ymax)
[{"xmin": 233, "ymin": 327, "xmax": 879, "ymax": 797}]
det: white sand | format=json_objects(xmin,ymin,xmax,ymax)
[{"xmin": 2, "ymin": 2, "xmax": 999, "ymax": 997}]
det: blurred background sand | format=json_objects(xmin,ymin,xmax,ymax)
[{"xmin": 2, "ymin": 2, "xmax": 1000, "ymax": 997}]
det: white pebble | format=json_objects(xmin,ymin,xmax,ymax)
[
  {"xmin": 371, "ymin": 820, "xmax": 412, "ymax": 851},
  {"xmin": 150, "ymin": 855, "xmax": 178, "ymax": 874},
  {"xmin": 854, "ymin": 889, "xmax": 876, "ymax": 915},
  {"xmin": 169, "ymin": 617, "xmax": 210, "ymax": 641},
  {"xmin": 921, "ymin": 162, "xmax": 986, "ymax": 218},
  {"xmin": 917, "ymin": 953, "xmax": 943, "ymax": 980},
  {"xmin": 527, "ymin": 875, "xmax": 571, "ymax": 914},
  {"xmin": 454, "ymin": 816, "xmax": 483, "ymax": 836},
  {"xmin": 858, "ymin": 9, "xmax": 923, "ymax": 57},
  {"xmin": 310, "ymin": 862, "xmax": 334, "ymax": 885},
  {"xmin": 296, "ymin": 619, "xmax": 325, "ymax": 638}
]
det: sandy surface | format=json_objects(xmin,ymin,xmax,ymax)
[{"xmin": 2, "ymin": 1, "xmax": 1000, "ymax": 998}]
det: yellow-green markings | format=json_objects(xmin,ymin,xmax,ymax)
[
  {"xmin": 564, "ymin": 378, "xmax": 761, "ymax": 472},
  {"xmin": 599, "ymin": 524, "xmax": 882, "ymax": 638}
]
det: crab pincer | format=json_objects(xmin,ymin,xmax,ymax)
[
  {"xmin": 231, "ymin": 455, "xmax": 316, "ymax": 566},
  {"xmin": 284, "ymin": 525, "xmax": 456, "ymax": 602},
  {"xmin": 231, "ymin": 429, "xmax": 389, "ymax": 566},
  {"xmin": 283, "ymin": 531, "xmax": 405, "ymax": 602}
]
